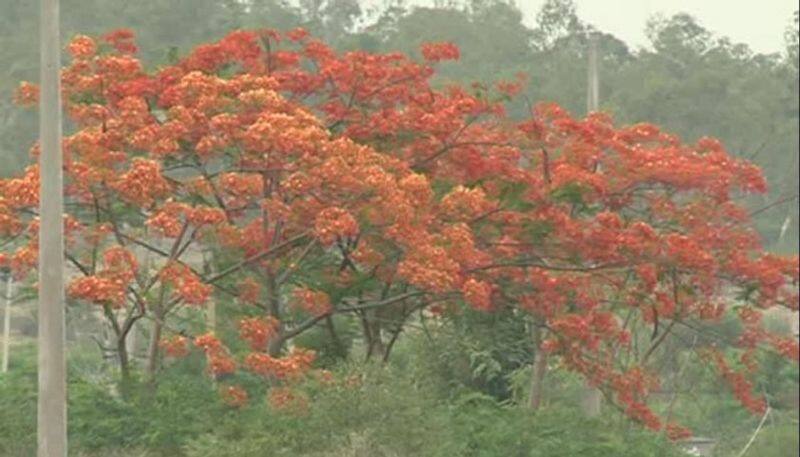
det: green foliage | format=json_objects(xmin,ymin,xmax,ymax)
[
  {"xmin": 183, "ymin": 362, "xmax": 686, "ymax": 457},
  {"xmin": 0, "ymin": 345, "xmax": 36, "ymax": 457},
  {"xmin": 449, "ymin": 402, "xmax": 682, "ymax": 457},
  {"xmin": 0, "ymin": 344, "xmax": 225, "ymax": 456},
  {"xmin": 397, "ymin": 308, "xmax": 533, "ymax": 401},
  {"xmin": 293, "ymin": 315, "xmax": 358, "ymax": 366},
  {"xmin": 738, "ymin": 420, "xmax": 800, "ymax": 457},
  {"xmin": 1, "ymin": 340, "xmax": 694, "ymax": 457},
  {"xmin": 550, "ymin": 182, "xmax": 587, "ymax": 208}
]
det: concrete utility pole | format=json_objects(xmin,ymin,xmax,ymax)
[
  {"xmin": 586, "ymin": 33, "xmax": 599, "ymax": 115},
  {"xmin": 582, "ymin": 31, "xmax": 603, "ymax": 418},
  {"xmin": 2, "ymin": 272, "xmax": 14, "ymax": 373},
  {"xmin": 38, "ymin": 0, "xmax": 67, "ymax": 454},
  {"xmin": 777, "ymin": 149, "xmax": 798, "ymax": 244}
]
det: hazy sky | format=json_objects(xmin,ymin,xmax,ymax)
[{"xmin": 364, "ymin": 0, "xmax": 798, "ymax": 54}]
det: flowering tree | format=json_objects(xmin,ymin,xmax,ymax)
[{"xmin": 1, "ymin": 29, "xmax": 797, "ymax": 436}]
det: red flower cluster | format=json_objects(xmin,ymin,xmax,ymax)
[
  {"xmin": 103, "ymin": 29, "xmax": 138, "ymax": 54},
  {"xmin": 708, "ymin": 350, "xmax": 767, "ymax": 414},
  {"xmin": 67, "ymin": 246, "xmax": 138, "ymax": 307},
  {"xmin": 67, "ymin": 35, "xmax": 97, "ymax": 59},
  {"xmin": 291, "ymin": 288, "xmax": 332, "ymax": 316},
  {"xmin": 160, "ymin": 262, "xmax": 212, "ymax": 305},
  {"xmin": 420, "ymin": 42, "xmax": 460, "ymax": 62},
  {"xmin": 194, "ymin": 332, "xmax": 236, "ymax": 377},
  {"xmin": 238, "ymin": 317, "xmax": 280, "ymax": 351},
  {"xmin": 244, "ymin": 347, "xmax": 316, "ymax": 380},
  {"xmin": 313, "ymin": 207, "xmax": 359, "ymax": 246},
  {"xmin": 112, "ymin": 158, "xmax": 172, "ymax": 207},
  {"xmin": 267, "ymin": 387, "xmax": 309, "ymax": 414},
  {"xmin": 68, "ymin": 276, "xmax": 128, "ymax": 307},
  {"xmin": 220, "ymin": 385, "xmax": 249, "ymax": 408},
  {"xmin": 461, "ymin": 278, "xmax": 493, "ymax": 311},
  {"xmin": 13, "ymin": 82, "xmax": 39, "ymax": 106},
  {"xmin": 159, "ymin": 335, "xmax": 190, "ymax": 358}
]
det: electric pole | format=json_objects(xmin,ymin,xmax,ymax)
[
  {"xmin": 38, "ymin": 0, "xmax": 67, "ymax": 454},
  {"xmin": 587, "ymin": 32, "xmax": 599, "ymax": 114},
  {"xmin": 2, "ymin": 271, "xmax": 13, "ymax": 373},
  {"xmin": 582, "ymin": 31, "xmax": 603, "ymax": 418}
]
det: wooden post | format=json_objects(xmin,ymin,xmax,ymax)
[
  {"xmin": 38, "ymin": 0, "xmax": 67, "ymax": 454},
  {"xmin": 2, "ymin": 272, "xmax": 13, "ymax": 373},
  {"xmin": 582, "ymin": 31, "xmax": 603, "ymax": 418}
]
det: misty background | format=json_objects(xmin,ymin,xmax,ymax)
[
  {"xmin": 0, "ymin": 2, "xmax": 798, "ymax": 456},
  {"xmin": 2, "ymin": 0, "xmax": 797, "ymax": 254}
]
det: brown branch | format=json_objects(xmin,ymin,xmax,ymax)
[
  {"xmin": 276, "ymin": 239, "xmax": 319, "ymax": 285},
  {"xmin": 642, "ymin": 318, "xmax": 677, "ymax": 365},
  {"xmin": 748, "ymin": 193, "xmax": 799, "ymax": 218},
  {"xmin": 467, "ymin": 261, "xmax": 626, "ymax": 274},
  {"xmin": 280, "ymin": 312, "xmax": 330, "ymax": 341},
  {"xmin": 205, "ymin": 232, "xmax": 310, "ymax": 284},
  {"xmin": 338, "ymin": 291, "xmax": 428, "ymax": 312},
  {"xmin": 412, "ymin": 141, "xmax": 513, "ymax": 169}
]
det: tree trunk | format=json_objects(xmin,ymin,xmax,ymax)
[
  {"xmin": 145, "ymin": 314, "xmax": 163, "ymax": 384},
  {"xmin": 324, "ymin": 316, "xmax": 344, "ymax": 353},
  {"xmin": 528, "ymin": 322, "xmax": 548, "ymax": 410},
  {"xmin": 369, "ymin": 335, "xmax": 386, "ymax": 360},
  {"xmin": 116, "ymin": 335, "xmax": 130, "ymax": 384},
  {"xmin": 266, "ymin": 274, "xmax": 284, "ymax": 357},
  {"xmin": 125, "ymin": 320, "xmax": 137, "ymax": 365},
  {"xmin": 267, "ymin": 335, "xmax": 284, "ymax": 357},
  {"xmin": 364, "ymin": 312, "xmax": 385, "ymax": 361}
]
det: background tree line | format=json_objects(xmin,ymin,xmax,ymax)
[{"xmin": 1, "ymin": 0, "xmax": 797, "ymax": 252}]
